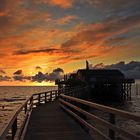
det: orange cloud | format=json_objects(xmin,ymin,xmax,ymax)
[
  {"xmin": 1, "ymin": 12, "xmax": 139, "ymax": 72},
  {"xmin": 33, "ymin": 0, "xmax": 73, "ymax": 8},
  {"xmin": 48, "ymin": 0, "xmax": 73, "ymax": 8},
  {"xmin": 0, "ymin": 12, "xmax": 6, "ymax": 17},
  {"xmin": 61, "ymin": 14, "xmax": 140, "ymax": 51}
]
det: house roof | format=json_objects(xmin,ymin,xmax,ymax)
[{"xmin": 77, "ymin": 69, "xmax": 124, "ymax": 77}]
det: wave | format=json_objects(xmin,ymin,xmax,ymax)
[{"xmin": 0, "ymin": 97, "xmax": 26, "ymax": 102}]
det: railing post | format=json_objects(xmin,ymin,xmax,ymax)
[
  {"xmin": 55, "ymin": 90, "xmax": 58, "ymax": 99},
  {"xmin": 29, "ymin": 96, "xmax": 33, "ymax": 110},
  {"xmin": 38, "ymin": 94, "xmax": 41, "ymax": 104},
  {"xmin": 50, "ymin": 91, "xmax": 52, "ymax": 102},
  {"xmin": 57, "ymin": 90, "xmax": 60, "ymax": 98},
  {"xmin": 25, "ymin": 104, "xmax": 27, "ymax": 113},
  {"xmin": 55, "ymin": 91, "xmax": 57, "ymax": 100},
  {"xmin": 58, "ymin": 89, "xmax": 61, "ymax": 97},
  {"xmin": 12, "ymin": 117, "xmax": 17, "ymax": 139},
  {"xmin": 45, "ymin": 93, "xmax": 47, "ymax": 103},
  {"xmin": 30, "ymin": 96, "xmax": 33, "ymax": 104},
  {"xmin": 109, "ymin": 113, "xmax": 115, "ymax": 140}
]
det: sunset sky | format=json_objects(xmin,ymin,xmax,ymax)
[{"xmin": 0, "ymin": 0, "xmax": 140, "ymax": 85}]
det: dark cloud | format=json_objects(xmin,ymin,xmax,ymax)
[
  {"xmin": 13, "ymin": 69, "xmax": 30, "ymax": 81},
  {"xmin": 86, "ymin": 0, "xmax": 140, "ymax": 11},
  {"xmin": 53, "ymin": 68, "xmax": 64, "ymax": 73},
  {"xmin": 0, "ymin": 0, "xmax": 21, "ymax": 36},
  {"xmin": 0, "ymin": 0, "xmax": 19, "ymax": 12},
  {"xmin": 93, "ymin": 61, "xmax": 140, "ymax": 79},
  {"xmin": 104, "ymin": 37, "xmax": 128, "ymax": 47},
  {"xmin": 70, "ymin": 54, "xmax": 98, "ymax": 61},
  {"xmin": 0, "ymin": 75, "xmax": 11, "ymax": 81},
  {"xmin": 0, "ymin": 69, "xmax": 6, "ymax": 74},
  {"xmin": 62, "ymin": 13, "xmax": 140, "ymax": 49},
  {"xmin": 0, "ymin": 14, "xmax": 8, "ymax": 24},
  {"xmin": 13, "ymin": 70, "xmax": 22, "ymax": 75},
  {"xmin": 48, "ymin": 67, "xmax": 64, "ymax": 81},
  {"xmin": 61, "ymin": 29, "xmax": 100, "ymax": 49},
  {"xmin": 0, "ymin": 15, "xmax": 11, "ymax": 35},
  {"xmin": 32, "ymin": 68, "xmax": 64, "ymax": 83},
  {"xmin": 13, "ymin": 75, "xmax": 23, "ymax": 81},
  {"xmin": 14, "ymin": 48, "xmax": 59, "ymax": 55},
  {"xmin": 35, "ymin": 66, "xmax": 42, "ymax": 70},
  {"xmin": 62, "ymin": 38, "xmax": 78, "ymax": 48},
  {"xmin": 13, "ymin": 75, "xmax": 31, "ymax": 81},
  {"xmin": 32, "ymin": 72, "xmax": 47, "ymax": 83},
  {"xmin": 0, "ymin": 0, "xmax": 7, "ymax": 12},
  {"xmin": 61, "ymin": 13, "xmax": 140, "ymax": 53},
  {"xmin": 0, "ymin": 67, "xmax": 64, "ymax": 83}
]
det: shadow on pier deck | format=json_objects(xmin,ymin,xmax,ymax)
[{"xmin": 25, "ymin": 101, "xmax": 92, "ymax": 140}]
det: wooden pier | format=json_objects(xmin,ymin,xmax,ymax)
[
  {"xmin": 0, "ymin": 89, "xmax": 140, "ymax": 140},
  {"xmin": 25, "ymin": 101, "xmax": 91, "ymax": 140}
]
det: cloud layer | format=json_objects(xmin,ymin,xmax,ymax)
[
  {"xmin": 93, "ymin": 61, "xmax": 140, "ymax": 79},
  {"xmin": 0, "ymin": 0, "xmax": 140, "ymax": 85},
  {"xmin": 1, "ymin": 67, "xmax": 64, "ymax": 83}
]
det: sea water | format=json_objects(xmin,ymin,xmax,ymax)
[
  {"xmin": 90, "ymin": 80, "xmax": 140, "ymax": 138},
  {"xmin": 0, "ymin": 86, "xmax": 57, "ymax": 130}
]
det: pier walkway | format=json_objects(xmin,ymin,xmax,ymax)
[{"xmin": 25, "ymin": 101, "xmax": 92, "ymax": 140}]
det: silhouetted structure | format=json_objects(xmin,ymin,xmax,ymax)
[{"xmin": 56, "ymin": 61, "xmax": 134, "ymax": 102}]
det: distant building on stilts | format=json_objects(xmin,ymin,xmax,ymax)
[{"xmin": 56, "ymin": 61, "xmax": 134, "ymax": 103}]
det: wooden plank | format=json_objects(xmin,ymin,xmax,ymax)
[{"xmin": 25, "ymin": 101, "xmax": 92, "ymax": 140}]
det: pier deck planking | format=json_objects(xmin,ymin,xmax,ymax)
[{"xmin": 25, "ymin": 101, "xmax": 92, "ymax": 140}]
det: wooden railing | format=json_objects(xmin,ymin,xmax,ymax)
[
  {"xmin": 33, "ymin": 90, "xmax": 59, "ymax": 105},
  {"xmin": 0, "ymin": 95, "xmax": 33, "ymax": 140},
  {"xmin": 0, "ymin": 90, "xmax": 59, "ymax": 140},
  {"xmin": 59, "ymin": 94, "xmax": 140, "ymax": 140}
]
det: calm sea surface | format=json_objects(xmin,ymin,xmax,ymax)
[
  {"xmin": 0, "ymin": 81, "xmax": 140, "ymax": 136},
  {"xmin": 89, "ymin": 80, "xmax": 140, "ymax": 138}
]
